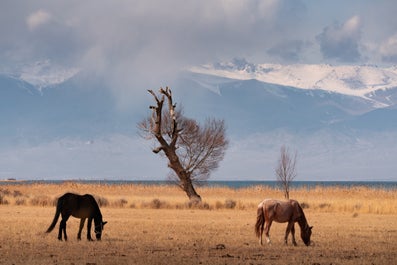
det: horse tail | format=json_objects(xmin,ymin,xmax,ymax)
[
  {"xmin": 255, "ymin": 204, "xmax": 265, "ymax": 238},
  {"xmin": 46, "ymin": 197, "xmax": 62, "ymax": 233}
]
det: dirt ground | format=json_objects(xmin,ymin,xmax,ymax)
[{"xmin": 0, "ymin": 206, "xmax": 396, "ymax": 265}]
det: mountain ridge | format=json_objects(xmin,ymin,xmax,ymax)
[
  {"xmin": 1, "ymin": 62, "xmax": 397, "ymax": 180},
  {"xmin": 190, "ymin": 59, "xmax": 397, "ymax": 108}
]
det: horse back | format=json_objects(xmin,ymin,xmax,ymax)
[
  {"xmin": 260, "ymin": 199, "xmax": 296, "ymax": 223},
  {"xmin": 58, "ymin": 193, "xmax": 101, "ymax": 219}
]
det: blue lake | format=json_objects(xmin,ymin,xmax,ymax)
[{"xmin": 1, "ymin": 180, "xmax": 396, "ymax": 190}]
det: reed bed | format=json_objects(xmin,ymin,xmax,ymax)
[{"xmin": 0, "ymin": 182, "xmax": 396, "ymax": 214}]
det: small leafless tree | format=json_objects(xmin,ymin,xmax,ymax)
[
  {"xmin": 275, "ymin": 145, "xmax": 297, "ymax": 199},
  {"xmin": 138, "ymin": 87, "xmax": 228, "ymax": 202}
]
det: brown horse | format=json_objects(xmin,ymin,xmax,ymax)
[
  {"xmin": 255, "ymin": 199, "xmax": 312, "ymax": 246},
  {"xmin": 46, "ymin": 193, "xmax": 107, "ymax": 241}
]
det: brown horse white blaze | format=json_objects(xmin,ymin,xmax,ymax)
[{"xmin": 255, "ymin": 199, "xmax": 312, "ymax": 246}]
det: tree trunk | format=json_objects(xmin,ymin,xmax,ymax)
[
  {"xmin": 166, "ymin": 150, "xmax": 202, "ymax": 202},
  {"xmin": 180, "ymin": 175, "xmax": 201, "ymax": 202},
  {"xmin": 147, "ymin": 88, "xmax": 203, "ymax": 202}
]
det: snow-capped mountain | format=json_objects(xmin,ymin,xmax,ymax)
[
  {"xmin": 20, "ymin": 61, "xmax": 80, "ymax": 90},
  {"xmin": 190, "ymin": 58, "xmax": 397, "ymax": 108},
  {"xmin": 2, "ymin": 60, "xmax": 80, "ymax": 91},
  {"xmin": 2, "ymin": 60, "xmax": 397, "ymax": 180},
  {"xmin": 2, "ymin": 59, "xmax": 396, "ymax": 142},
  {"xmin": 0, "ymin": 71, "xmax": 138, "ymax": 147}
]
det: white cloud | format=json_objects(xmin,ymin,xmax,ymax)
[
  {"xmin": 343, "ymin": 15, "xmax": 361, "ymax": 36},
  {"xmin": 380, "ymin": 33, "xmax": 397, "ymax": 63},
  {"xmin": 26, "ymin": 9, "xmax": 52, "ymax": 31},
  {"xmin": 316, "ymin": 15, "xmax": 362, "ymax": 62}
]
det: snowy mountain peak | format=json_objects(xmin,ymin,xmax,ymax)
[
  {"xmin": 12, "ymin": 60, "xmax": 80, "ymax": 90},
  {"xmin": 190, "ymin": 60, "xmax": 397, "ymax": 100}
]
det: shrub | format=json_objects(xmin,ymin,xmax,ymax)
[
  {"xmin": 318, "ymin": 203, "xmax": 331, "ymax": 209},
  {"xmin": 186, "ymin": 201, "xmax": 210, "ymax": 210},
  {"xmin": 0, "ymin": 194, "xmax": 9, "ymax": 205},
  {"xmin": 15, "ymin": 198, "xmax": 26, "ymax": 206},
  {"xmin": 112, "ymin": 198, "xmax": 128, "ymax": 208},
  {"xmin": 224, "ymin": 199, "xmax": 236, "ymax": 209},
  {"xmin": 95, "ymin": 196, "xmax": 109, "ymax": 207},
  {"xmin": 300, "ymin": 202, "xmax": 310, "ymax": 209},
  {"xmin": 150, "ymin": 198, "xmax": 165, "ymax": 209},
  {"xmin": 140, "ymin": 198, "xmax": 168, "ymax": 209},
  {"xmin": 0, "ymin": 188, "xmax": 11, "ymax": 196},
  {"xmin": 30, "ymin": 195, "xmax": 54, "ymax": 207},
  {"xmin": 13, "ymin": 190, "xmax": 23, "ymax": 197}
]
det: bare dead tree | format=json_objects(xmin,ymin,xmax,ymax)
[
  {"xmin": 138, "ymin": 87, "xmax": 228, "ymax": 202},
  {"xmin": 275, "ymin": 145, "xmax": 297, "ymax": 199}
]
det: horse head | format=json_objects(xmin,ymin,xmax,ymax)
[
  {"xmin": 94, "ymin": 220, "xmax": 108, "ymax": 240},
  {"xmin": 301, "ymin": 225, "xmax": 313, "ymax": 246}
]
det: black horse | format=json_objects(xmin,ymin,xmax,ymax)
[{"xmin": 46, "ymin": 193, "xmax": 107, "ymax": 241}]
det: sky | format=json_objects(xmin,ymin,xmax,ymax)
[
  {"xmin": 1, "ymin": 1, "xmax": 396, "ymax": 102},
  {"xmin": 1, "ymin": 1, "xmax": 397, "ymax": 181}
]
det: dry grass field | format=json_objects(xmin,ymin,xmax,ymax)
[{"xmin": 0, "ymin": 182, "xmax": 396, "ymax": 264}]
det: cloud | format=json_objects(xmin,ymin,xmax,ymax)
[
  {"xmin": 267, "ymin": 40, "xmax": 308, "ymax": 62},
  {"xmin": 26, "ymin": 9, "xmax": 52, "ymax": 31},
  {"xmin": 1, "ymin": 1, "xmax": 308, "ymax": 102},
  {"xmin": 380, "ymin": 33, "xmax": 397, "ymax": 63},
  {"xmin": 23, "ymin": 0, "xmax": 306, "ymax": 108},
  {"xmin": 2, "ymin": 1, "xmax": 396, "ymax": 109},
  {"xmin": 316, "ymin": 15, "xmax": 362, "ymax": 62}
]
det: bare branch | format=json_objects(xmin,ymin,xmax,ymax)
[
  {"xmin": 275, "ymin": 145, "xmax": 297, "ymax": 199},
  {"xmin": 153, "ymin": 146, "xmax": 164, "ymax": 154},
  {"xmin": 138, "ymin": 88, "xmax": 228, "ymax": 202}
]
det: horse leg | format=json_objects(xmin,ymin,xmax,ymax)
[
  {"xmin": 284, "ymin": 221, "xmax": 294, "ymax": 245},
  {"xmin": 58, "ymin": 214, "xmax": 69, "ymax": 241},
  {"xmin": 58, "ymin": 220, "xmax": 63, "ymax": 241},
  {"xmin": 78, "ymin": 218, "xmax": 86, "ymax": 240},
  {"xmin": 291, "ymin": 223, "xmax": 297, "ymax": 246},
  {"xmin": 86, "ymin": 218, "xmax": 93, "ymax": 241},
  {"xmin": 264, "ymin": 220, "xmax": 273, "ymax": 245},
  {"xmin": 59, "ymin": 215, "xmax": 70, "ymax": 241}
]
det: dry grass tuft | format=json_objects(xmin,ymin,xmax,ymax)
[
  {"xmin": 15, "ymin": 198, "xmax": 26, "ymax": 206},
  {"xmin": 318, "ymin": 203, "xmax": 331, "ymax": 209},
  {"xmin": 185, "ymin": 200, "xmax": 210, "ymax": 210},
  {"xmin": 111, "ymin": 198, "xmax": 128, "ymax": 208},
  {"xmin": 215, "ymin": 199, "xmax": 237, "ymax": 209},
  {"xmin": 94, "ymin": 196, "xmax": 109, "ymax": 207},
  {"xmin": 145, "ymin": 198, "xmax": 168, "ymax": 209},
  {"xmin": 0, "ymin": 194, "xmax": 9, "ymax": 205},
  {"xmin": 30, "ymin": 195, "xmax": 54, "ymax": 207}
]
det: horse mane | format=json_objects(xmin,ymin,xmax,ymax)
[
  {"xmin": 296, "ymin": 202, "xmax": 309, "ymax": 229},
  {"xmin": 85, "ymin": 194, "xmax": 103, "ymax": 219}
]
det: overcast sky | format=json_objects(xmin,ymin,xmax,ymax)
[
  {"xmin": 1, "ymin": 1, "xmax": 397, "ymax": 181},
  {"xmin": 1, "ymin": 1, "xmax": 397, "ymax": 96}
]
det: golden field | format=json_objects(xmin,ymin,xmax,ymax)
[{"xmin": 0, "ymin": 182, "xmax": 396, "ymax": 264}]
